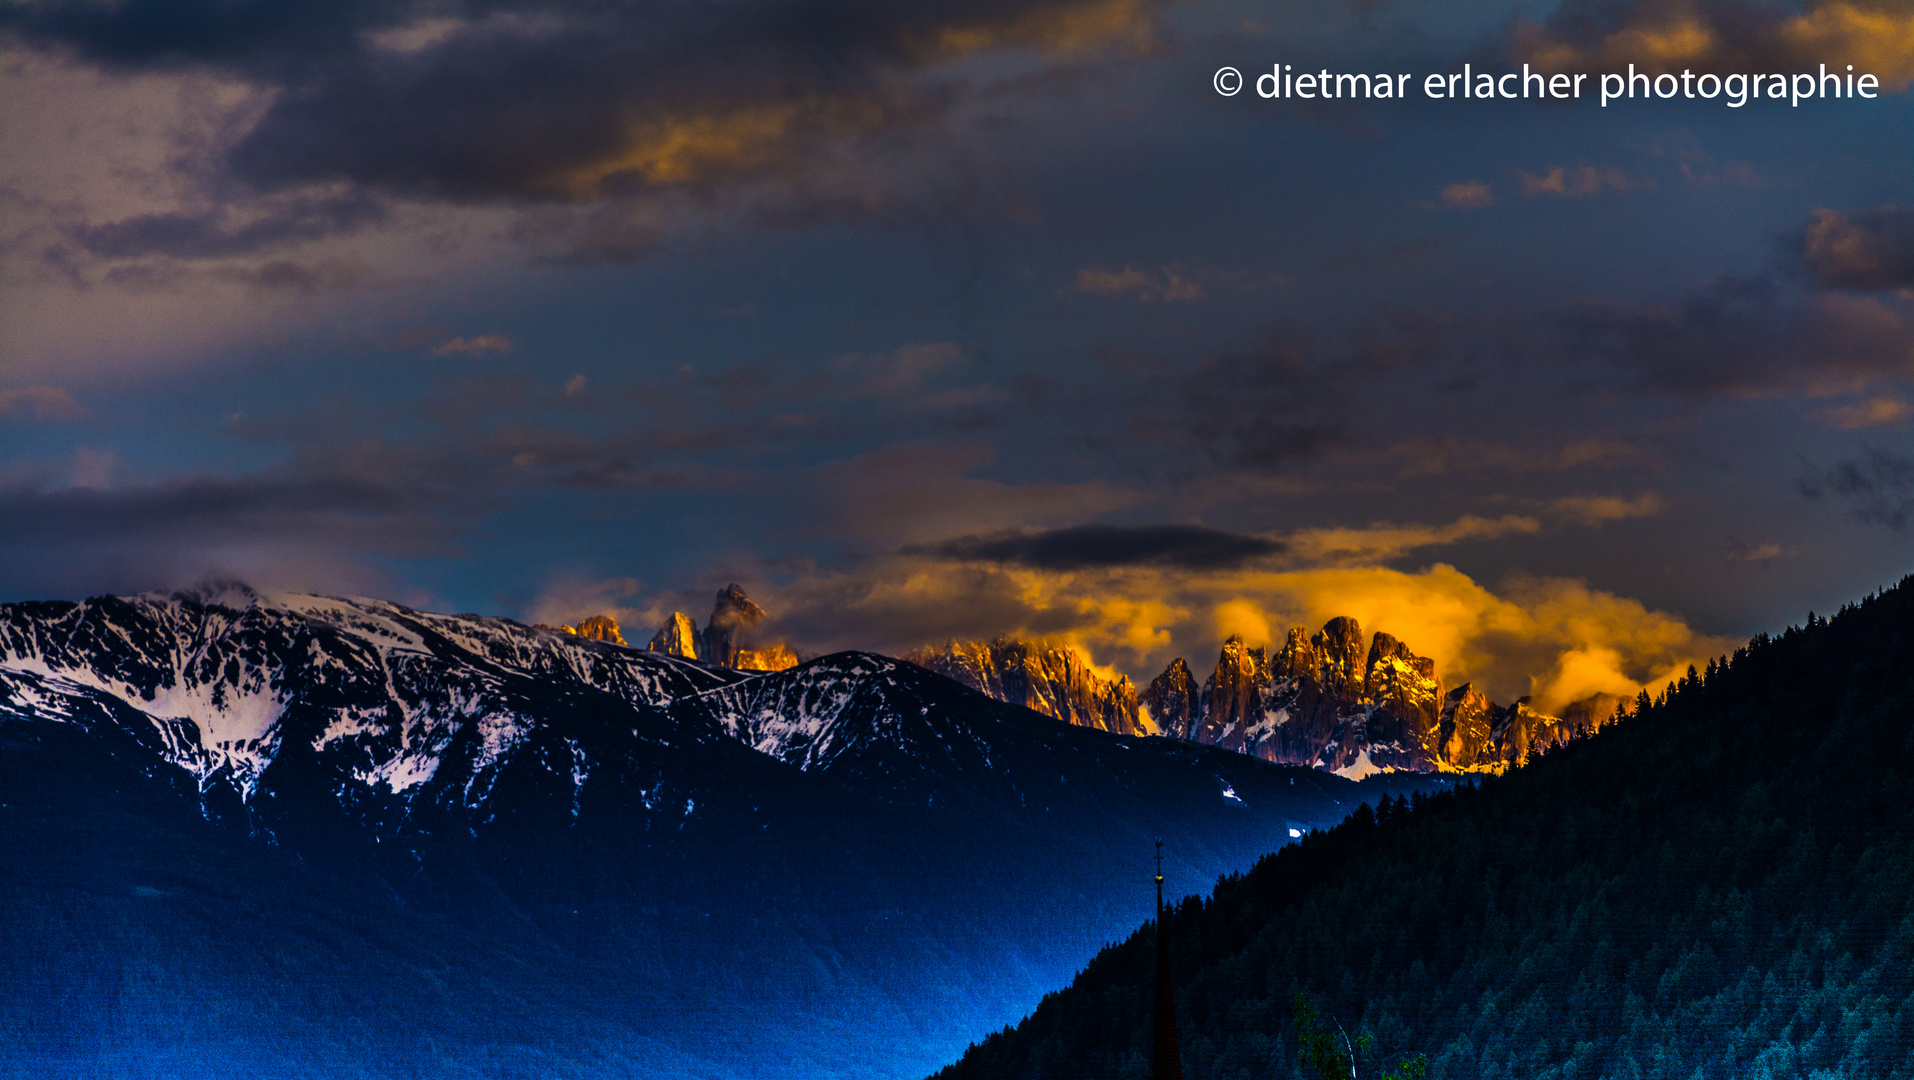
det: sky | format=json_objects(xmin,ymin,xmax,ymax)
[{"xmin": 3, "ymin": 0, "xmax": 1912, "ymax": 708}]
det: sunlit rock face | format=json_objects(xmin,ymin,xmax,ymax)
[
  {"xmin": 902, "ymin": 638, "xmax": 1145, "ymax": 736},
  {"xmin": 1439, "ymin": 683, "xmax": 1499, "ymax": 769},
  {"xmin": 1140, "ymin": 657, "xmax": 1199, "ymax": 738},
  {"xmin": 1314, "ymin": 617, "xmax": 1369, "ymax": 702},
  {"xmin": 1179, "ymin": 620, "xmax": 1429, "ymax": 775},
  {"xmin": 1364, "ymin": 632, "xmax": 1443, "ymax": 765},
  {"xmin": 571, "ymin": 615, "xmax": 627, "ymax": 645},
  {"xmin": 648, "ymin": 612, "xmax": 700, "ymax": 660},
  {"xmin": 1194, "ymin": 636, "xmax": 1268, "ymax": 753},
  {"xmin": 734, "ymin": 644, "xmax": 799, "ymax": 672}
]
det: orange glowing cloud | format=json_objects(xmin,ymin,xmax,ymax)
[
  {"xmin": 1440, "ymin": 182, "xmax": 1494, "ymax": 209},
  {"xmin": 1519, "ymin": 166, "xmax": 1643, "ymax": 198},
  {"xmin": 692, "ymin": 549, "xmax": 1736, "ymax": 716},
  {"xmin": 920, "ymin": 0, "xmax": 1155, "ymax": 59},
  {"xmin": 1513, "ymin": 0, "xmax": 1914, "ymax": 88},
  {"xmin": 1285, "ymin": 514, "xmax": 1542, "ymax": 565},
  {"xmin": 545, "ymin": 0, "xmax": 1158, "ymax": 198},
  {"xmin": 1779, "ymin": 2, "xmax": 1914, "ymax": 89},
  {"xmin": 553, "ymin": 98, "xmax": 894, "ymax": 198}
]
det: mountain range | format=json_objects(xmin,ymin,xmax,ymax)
[
  {"xmin": 909, "ymin": 620, "xmax": 1623, "ymax": 777},
  {"xmin": 535, "ymin": 583, "xmax": 1606, "ymax": 782},
  {"xmin": 0, "ymin": 583, "xmax": 1447, "ymax": 1079}
]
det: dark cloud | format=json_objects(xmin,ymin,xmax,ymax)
[
  {"xmin": 68, "ymin": 192, "xmax": 384, "ymax": 259},
  {"xmin": 0, "ymin": 471, "xmax": 452, "ymax": 600},
  {"xmin": 910, "ymin": 523, "xmax": 1284, "ymax": 569},
  {"xmin": 1564, "ymin": 276, "xmax": 1914, "ymax": 397},
  {"xmin": 1802, "ymin": 206, "xmax": 1914, "ymax": 292},
  {"xmin": 8, "ymin": 0, "xmax": 1163, "ymax": 205},
  {"xmin": 0, "ymin": 473, "xmax": 436, "ymax": 544},
  {"xmin": 1179, "ymin": 330, "xmax": 1348, "ymax": 471},
  {"xmin": 1, "ymin": 0, "xmax": 377, "ymax": 68},
  {"xmin": 1800, "ymin": 444, "xmax": 1914, "ymax": 529}
]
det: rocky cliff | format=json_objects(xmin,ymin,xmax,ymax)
[
  {"xmin": 903, "ymin": 638, "xmax": 1145, "ymax": 736},
  {"xmin": 1139, "ymin": 657, "xmax": 1199, "ymax": 738},
  {"xmin": 571, "ymin": 614, "xmax": 627, "ymax": 645},
  {"xmin": 648, "ymin": 612, "xmax": 700, "ymax": 659}
]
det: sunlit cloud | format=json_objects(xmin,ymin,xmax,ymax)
[
  {"xmin": 1439, "ymin": 182, "xmax": 1494, "ymax": 209},
  {"xmin": 1077, "ymin": 265, "xmax": 1205, "ymax": 302},
  {"xmin": 1519, "ymin": 165, "xmax": 1643, "ymax": 198},
  {"xmin": 432, "ymin": 334, "xmax": 514, "ymax": 357},
  {"xmin": 1284, "ymin": 514, "xmax": 1541, "ymax": 565},
  {"xmin": 1545, "ymin": 492, "xmax": 1665, "ymax": 525},
  {"xmin": 1512, "ymin": 0, "xmax": 1914, "ymax": 89},
  {"xmin": 1802, "ymin": 206, "xmax": 1914, "ymax": 292},
  {"xmin": 1813, "ymin": 396, "xmax": 1912, "ymax": 430}
]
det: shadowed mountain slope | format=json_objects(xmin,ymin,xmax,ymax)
[{"xmin": 0, "ymin": 585, "xmax": 1448, "ymax": 1079}]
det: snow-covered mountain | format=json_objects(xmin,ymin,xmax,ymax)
[
  {"xmin": 1, "ymin": 583, "xmax": 1443, "ymax": 1080},
  {"xmin": 0, "ymin": 583, "xmax": 744, "ymax": 814}
]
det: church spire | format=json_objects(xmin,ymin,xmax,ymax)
[{"xmin": 1153, "ymin": 839, "xmax": 1184, "ymax": 1080}]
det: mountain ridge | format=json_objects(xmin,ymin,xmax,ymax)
[
  {"xmin": 909, "ymin": 619, "xmax": 1623, "ymax": 778},
  {"xmin": 0, "ymin": 582, "xmax": 1450, "ymax": 1079}
]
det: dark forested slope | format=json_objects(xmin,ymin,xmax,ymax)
[{"xmin": 936, "ymin": 576, "xmax": 1914, "ymax": 1080}]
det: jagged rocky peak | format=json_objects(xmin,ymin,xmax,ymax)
[
  {"xmin": 1313, "ymin": 616, "xmax": 1368, "ymax": 700},
  {"xmin": 703, "ymin": 584, "xmax": 768, "ymax": 668},
  {"xmin": 1201, "ymin": 635, "xmax": 1269, "ymax": 739},
  {"xmin": 1271, "ymin": 627, "xmax": 1319, "ymax": 681},
  {"xmin": 888, "ymin": 610, "xmax": 1634, "ymax": 778},
  {"xmin": 1169, "ymin": 616, "xmax": 1458, "ymax": 775},
  {"xmin": 570, "ymin": 614, "xmax": 627, "ymax": 645},
  {"xmin": 903, "ymin": 637, "xmax": 1146, "ymax": 737},
  {"xmin": 1364, "ymin": 631, "xmax": 1442, "ymax": 732},
  {"xmin": 648, "ymin": 612, "xmax": 700, "ymax": 660},
  {"xmin": 1439, "ymin": 683, "xmax": 1499, "ymax": 768},
  {"xmin": 1140, "ymin": 657, "xmax": 1199, "ymax": 739}
]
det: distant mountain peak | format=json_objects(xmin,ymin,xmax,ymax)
[
  {"xmin": 571, "ymin": 614, "xmax": 627, "ymax": 645},
  {"xmin": 648, "ymin": 611, "xmax": 700, "ymax": 659}
]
